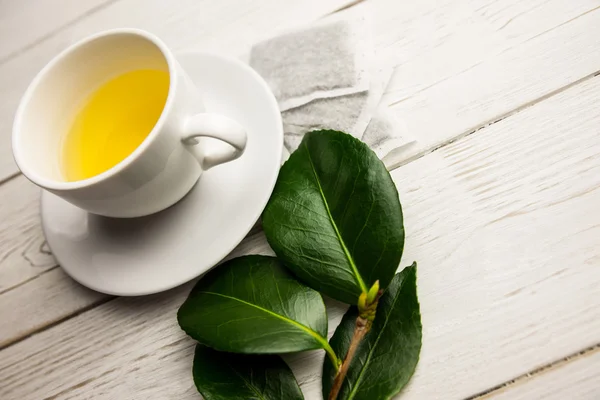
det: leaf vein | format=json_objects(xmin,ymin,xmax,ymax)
[
  {"xmin": 272, "ymin": 194, "xmax": 329, "ymax": 219},
  {"xmin": 280, "ymin": 245, "xmax": 356, "ymax": 277},
  {"xmin": 351, "ymin": 198, "xmax": 375, "ymax": 257},
  {"xmin": 274, "ymin": 222, "xmax": 339, "ymax": 239},
  {"xmin": 198, "ymin": 291, "xmax": 328, "ymax": 349},
  {"xmin": 229, "ymin": 364, "xmax": 266, "ymax": 400},
  {"xmin": 304, "ymin": 141, "xmax": 368, "ymax": 294}
]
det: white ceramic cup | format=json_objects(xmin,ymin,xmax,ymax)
[{"xmin": 12, "ymin": 28, "xmax": 247, "ymax": 218}]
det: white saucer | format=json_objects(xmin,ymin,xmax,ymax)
[{"xmin": 41, "ymin": 52, "xmax": 282, "ymax": 296}]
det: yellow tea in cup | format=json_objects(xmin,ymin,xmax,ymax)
[{"xmin": 60, "ymin": 69, "xmax": 169, "ymax": 182}]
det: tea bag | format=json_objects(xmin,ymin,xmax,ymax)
[
  {"xmin": 281, "ymin": 64, "xmax": 392, "ymax": 152},
  {"xmin": 249, "ymin": 1, "xmax": 413, "ymax": 162},
  {"xmin": 362, "ymin": 106, "xmax": 415, "ymax": 159},
  {"xmin": 250, "ymin": 16, "xmax": 372, "ymax": 111}
]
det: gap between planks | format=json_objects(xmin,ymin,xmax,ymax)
[
  {"xmin": 385, "ymin": 3, "xmax": 600, "ymax": 110},
  {"xmin": 323, "ymin": 0, "xmax": 367, "ymax": 16},
  {"xmin": 0, "ymin": 296, "xmax": 113, "ymax": 352},
  {"xmin": 518, "ymin": 3, "xmax": 600, "ymax": 48},
  {"xmin": 386, "ymin": 67, "xmax": 600, "ymax": 171},
  {"xmin": 0, "ymin": 171, "xmax": 20, "ymax": 187},
  {"xmin": 469, "ymin": 343, "xmax": 600, "ymax": 399},
  {"xmin": 0, "ymin": 263, "xmax": 53, "ymax": 296}
]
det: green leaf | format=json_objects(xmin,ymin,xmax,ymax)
[
  {"xmin": 178, "ymin": 255, "xmax": 332, "ymax": 355},
  {"xmin": 322, "ymin": 263, "xmax": 422, "ymax": 400},
  {"xmin": 192, "ymin": 344, "xmax": 304, "ymax": 400},
  {"xmin": 262, "ymin": 130, "xmax": 404, "ymax": 304}
]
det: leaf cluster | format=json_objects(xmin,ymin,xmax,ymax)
[{"xmin": 178, "ymin": 131, "xmax": 422, "ymax": 400}]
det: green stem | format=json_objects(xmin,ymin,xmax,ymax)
[{"xmin": 323, "ymin": 342, "xmax": 342, "ymax": 370}]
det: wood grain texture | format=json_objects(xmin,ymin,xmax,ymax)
[
  {"xmin": 378, "ymin": 0, "xmax": 600, "ymax": 100},
  {"xmin": 2, "ymin": 70, "xmax": 600, "ymax": 399},
  {"xmin": 0, "ymin": 176, "xmax": 55, "ymax": 293},
  {"xmin": 0, "ymin": 0, "xmax": 115, "ymax": 63},
  {"xmin": 483, "ymin": 347, "xmax": 600, "ymax": 400},
  {"xmin": 383, "ymin": 1, "xmax": 600, "ymax": 169},
  {"xmin": 0, "ymin": 267, "xmax": 108, "ymax": 349},
  {"xmin": 0, "ymin": 175, "xmax": 106, "ymax": 349},
  {"xmin": 0, "ymin": 0, "xmax": 598, "ymax": 179}
]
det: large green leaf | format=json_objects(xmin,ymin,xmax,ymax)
[
  {"xmin": 192, "ymin": 344, "xmax": 304, "ymax": 400},
  {"xmin": 262, "ymin": 130, "xmax": 404, "ymax": 304},
  {"xmin": 178, "ymin": 255, "xmax": 331, "ymax": 354},
  {"xmin": 322, "ymin": 264, "xmax": 421, "ymax": 400}
]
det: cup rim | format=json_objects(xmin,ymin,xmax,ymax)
[{"xmin": 12, "ymin": 28, "xmax": 177, "ymax": 191}]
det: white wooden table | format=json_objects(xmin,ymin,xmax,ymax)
[{"xmin": 1, "ymin": 0, "xmax": 600, "ymax": 398}]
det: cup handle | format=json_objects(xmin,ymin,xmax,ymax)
[{"xmin": 182, "ymin": 113, "xmax": 247, "ymax": 170}]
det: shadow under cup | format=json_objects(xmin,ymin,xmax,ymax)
[{"xmin": 14, "ymin": 32, "xmax": 171, "ymax": 184}]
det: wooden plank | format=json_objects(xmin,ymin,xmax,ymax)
[
  {"xmin": 383, "ymin": 2, "xmax": 600, "ymax": 169},
  {"xmin": 0, "ymin": 267, "xmax": 107, "ymax": 348},
  {"xmin": 0, "ymin": 0, "xmax": 355, "ymax": 179},
  {"xmin": 483, "ymin": 346, "xmax": 600, "ymax": 399},
  {"xmin": 378, "ymin": 0, "xmax": 600, "ymax": 99},
  {"xmin": 0, "ymin": 176, "xmax": 55, "ymax": 293},
  {"xmin": 1, "ymin": 69, "xmax": 600, "ymax": 400},
  {"xmin": 0, "ymin": 0, "xmax": 598, "ymax": 180},
  {"xmin": 0, "ymin": 0, "xmax": 114, "ymax": 63}
]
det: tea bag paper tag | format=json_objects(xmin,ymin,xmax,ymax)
[
  {"xmin": 281, "ymin": 62, "xmax": 392, "ymax": 153},
  {"xmin": 362, "ymin": 106, "xmax": 415, "ymax": 160}
]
